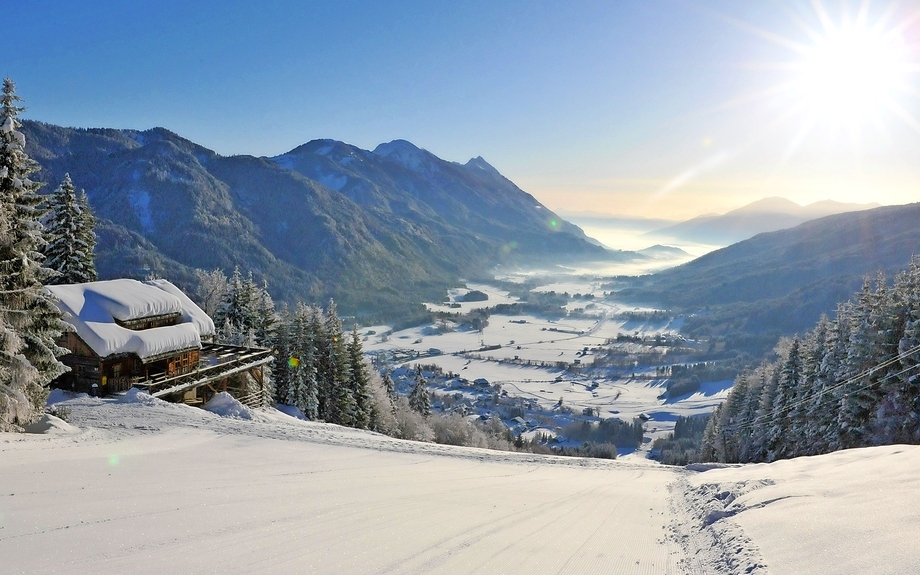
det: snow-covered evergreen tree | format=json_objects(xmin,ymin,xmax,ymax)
[
  {"xmin": 767, "ymin": 338, "xmax": 801, "ymax": 460},
  {"xmin": 719, "ymin": 369, "xmax": 751, "ymax": 462},
  {"xmin": 285, "ymin": 303, "xmax": 319, "ymax": 419},
  {"xmin": 346, "ymin": 324, "xmax": 372, "ymax": 429},
  {"xmin": 408, "ymin": 365, "xmax": 430, "ymax": 416},
  {"xmin": 319, "ymin": 300, "xmax": 355, "ymax": 426},
  {"xmin": 737, "ymin": 365, "xmax": 766, "ymax": 462},
  {"xmin": 748, "ymin": 363, "xmax": 779, "ymax": 462},
  {"xmin": 382, "ymin": 370, "xmax": 397, "ymax": 400},
  {"xmin": 875, "ymin": 258, "xmax": 920, "ymax": 443},
  {"xmin": 838, "ymin": 278, "xmax": 883, "ymax": 448},
  {"xmin": 795, "ymin": 316, "xmax": 829, "ymax": 456},
  {"xmin": 43, "ymin": 173, "xmax": 97, "ymax": 284},
  {"xmin": 252, "ymin": 278, "xmax": 276, "ymax": 346},
  {"xmin": 699, "ymin": 403, "xmax": 723, "ymax": 462},
  {"xmin": 214, "ymin": 268, "xmax": 274, "ymax": 347},
  {"xmin": 0, "ymin": 78, "xmax": 68, "ymax": 430},
  {"xmin": 271, "ymin": 303, "xmax": 293, "ymax": 405}
]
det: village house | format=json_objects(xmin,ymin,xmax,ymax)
[{"xmin": 47, "ymin": 279, "xmax": 272, "ymax": 407}]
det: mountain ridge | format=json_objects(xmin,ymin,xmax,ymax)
[
  {"xmin": 23, "ymin": 120, "xmax": 615, "ymax": 316},
  {"xmin": 621, "ymin": 202, "xmax": 920, "ymax": 355},
  {"xmin": 644, "ymin": 196, "xmax": 880, "ymax": 245}
]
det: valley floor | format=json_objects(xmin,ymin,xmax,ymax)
[{"xmin": 2, "ymin": 396, "xmax": 918, "ymax": 574}]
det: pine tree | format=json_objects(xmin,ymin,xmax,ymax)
[
  {"xmin": 813, "ymin": 303, "xmax": 852, "ymax": 452},
  {"xmin": 0, "ymin": 78, "xmax": 68, "ymax": 430},
  {"xmin": 285, "ymin": 303, "xmax": 319, "ymax": 419},
  {"xmin": 767, "ymin": 338, "xmax": 802, "ymax": 460},
  {"xmin": 43, "ymin": 173, "xmax": 97, "ymax": 284},
  {"xmin": 699, "ymin": 403, "xmax": 723, "ymax": 462},
  {"xmin": 319, "ymin": 300, "xmax": 355, "ymax": 426},
  {"xmin": 875, "ymin": 258, "xmax": 920, "ymax": 443},
  {"xmin": 408, "ymin": 365, "xmax": 430, "ymax": 416},
  {"xmin": 795, "ymin": 316, "xmax": 829, "ymax": 456},
  {"xmin": 271, "ymin": 304, "xmax": 293, "ymax": 405},
  {"xmin": 838, "ymin": 278, "xmax": 883, "ymax": 448},
  {"xmin": 748, "ymin": 363, "xmax": 779, "ymax": 462},
  {"xmin": 382, "ymin": 370, "xmax": 397, "ymax": 400},
  {"xmin": 719, "ymin": 370, "xmax": 751, "ymax": 462},
  {"xmin": 213, "ymin": 268, "xmax": 274, "ymax": 347},
  {"xmin": 346, "ymin": 324, "xmax": 372, "ymax": 429},
  {"xmin": 252, "ymin": 279, "xmax": 276, "ymax": 346},
  {"xmin": 737, "ymin": 365, "xmax": 766, "ymax": 462}
]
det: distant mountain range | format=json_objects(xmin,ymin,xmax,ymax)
[
  {"xmin": 643, "ymin": 197, "xmax": 880, "ymax": 245},
  {"xmin": 23, "ymin": 121, "xmax": 615, "ymax": 316},
  {"xmin": 622, "ymin": 202, "xmax": 920, "ymax": 356}
]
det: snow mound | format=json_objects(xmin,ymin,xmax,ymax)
[
  {"xmin": 275, "ymin": 403, "xmax": 307, "ymax": 420},
  {"xmin": 204, "ymin": 392, "xmax": 253, "ymax": 420},
  {"xmin": 23, "ymin": 414, "xmax": 78, "ymax": 435},
  {"xmin": 46, "ymin": 388, "xmax": 87, "ymax": 406},
  {"xmin": 117, "ymin": 388, "xmax": 162, "ymax": 406}
]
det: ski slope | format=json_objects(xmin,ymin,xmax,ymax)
[{"xmin": 2, "ymin": 394, "xmax": 918, "ymax": 574}]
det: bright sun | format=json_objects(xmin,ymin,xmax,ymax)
[
  {"xmin": 792, "ymin": 14, "xmax": 912, "ymax": 127},
  {"xmin": 718, "ymin": 1, "xmax": 920, "ymax": 151}
]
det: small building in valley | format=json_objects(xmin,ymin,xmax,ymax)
[{"xmin": 48, "ymin": 279, "xmax": 272, "ymax": 407}]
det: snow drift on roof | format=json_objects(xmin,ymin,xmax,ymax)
[
  {"xmin": 51, "ymin": 278, "xmax": 183, "ymax": 321},
  {"xmin": 144, "ymin": 279, "xmax": 215, "ymax": 337},
  {"xmin": 46, "ymin": 279, "xmax": 212, "ymax": 361}
]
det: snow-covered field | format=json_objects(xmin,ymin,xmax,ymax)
[
  {"xmin": 3, "ymin": 394, "xmax": 918, "ymax": 574},
  {"xmin": 365, "ymin": 276, "xmax": 714, "ymax": 442}
]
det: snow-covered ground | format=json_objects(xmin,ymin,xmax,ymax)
[
  {"xmin": 365, "ymin": 276, "xmax": 715, "ymax": 443},
  {"xmin": 2, "ymin": 394, "xmax": 918, "ymax": 574}
]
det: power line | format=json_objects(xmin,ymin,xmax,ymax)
[{"xmin": 720, "ymin": 341, "xmax": 920, "ymax": 434}]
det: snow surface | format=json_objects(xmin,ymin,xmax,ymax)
[
  {"xmin": 127, "ymin": 189, "xmax": 154, "ymax": 233},
  {"xmin": 203, "ymin": 391, "xmax": 254, "ymax": 419},
  {"xmin": 47, "ymin": 279, "xmax": 211, "ymax": 360},
  {"xmin": 366, "ymin": 280, "xmax": 703, "ymax": 442},
  {"xmin": 144, "ymin": 279, "xmax": 216, "ymax": 337},
  {"xmin": 2, "ymin": 395, "xmax": 917, "ymax": 574}
]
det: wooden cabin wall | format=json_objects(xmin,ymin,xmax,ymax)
[
  {"xmin": 102, "ymin": 357, "xmax": 142, "ymax": 393},
  {"xmin": 57, "ymin": 355, "xmax": 101, "ymax": 394}
]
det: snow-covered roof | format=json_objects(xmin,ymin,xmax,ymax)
[
  {"xmin": 47, "ymin": 279, "xmax": 215, "ymax": 361},
  {"xmin": 143, "ymin": 279, "xmax": 215, "ymax": 338}
]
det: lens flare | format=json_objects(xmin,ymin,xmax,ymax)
[{"xmin": 288, "ymin": 356, "xmax": 300, "ymax": 368}]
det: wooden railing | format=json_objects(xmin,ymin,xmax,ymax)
[{"xmin": 131, "ymin": 344, "xmax": 273, "ymax": 400}]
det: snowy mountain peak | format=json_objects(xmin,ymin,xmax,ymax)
[
  {"xmin": 372, "ymin": 139, "xmax": 435, "ymax": 173},
  {"xmin": 280, "ymin": 139, "xmax": 344, "ymax": 158},
  {"xmin": 464, "ymin": 156, "xmax": 500, "ymax": 176}
]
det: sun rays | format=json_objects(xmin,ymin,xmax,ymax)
[
  {"xmin": 747, "ymin": 0, "xmax": 920, "ymax": 152},
  {"xmin": 653, "ymin": 1, "xmax": 920, "ymax": 202}
]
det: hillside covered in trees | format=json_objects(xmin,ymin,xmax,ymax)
[
  {"xmin": 700, "ymin": 257, "xmax": 920, "ymax": 463},
  {"xmin": 22, "ymin": 120, "xmax": 618, "ymax": 318},
  {"xmin": 620, "ymin": 203, "xmax": 920, "ymax": 358}
]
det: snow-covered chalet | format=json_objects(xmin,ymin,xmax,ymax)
[{"xmin": 47, "ymin": 279, "xmax": 272, "ymax": 406}]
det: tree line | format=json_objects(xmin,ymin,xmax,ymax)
[
  {"xmin": 700, "ymin": 258, "xmax": 920, "ymax": 463},
  {"xmin": 199, "ymin": 267, "xmax": 487, "ymax": 444},
  {"xmin": 0, "ymin": 79, "xmax": 99, "ymax": 431}
]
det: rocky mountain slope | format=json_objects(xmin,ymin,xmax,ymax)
[{"xmin": 24, "ymin": 121, "xmax": 614, "ymax": 315}]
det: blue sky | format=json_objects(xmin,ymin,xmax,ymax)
[{"xmin": 11, "ymin": 1, "xmax": 920, "ymax": 219}]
